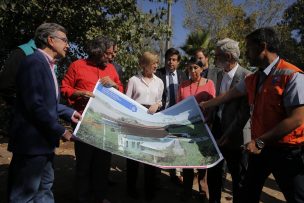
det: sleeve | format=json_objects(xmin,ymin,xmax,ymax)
[
  {"xmin": 111, "ymin": 66, "xmax": 124, "ymax": 93},
  {"xmin": 17, "ymin": 58, "xmax": 65, "ymax": 137},
  {"xmin": 157, "ymin": 79, "xmax": 164, "ymax": 103},
  {"xmin": 61, "ymin": 62, "xmax": 78, "ymax": 105},
  {"xmin": 283, "ymin": 72, "xmax": 304, "ymax": 107},
  {"xmin": 125, "ymin": 77, "xmax": 134, "ymax": 98},
  {"xmin": 57, "ymin": 103, "xmax": 74, "ymax": 121}
]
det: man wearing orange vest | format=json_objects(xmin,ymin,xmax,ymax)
[{"xmin": 200, "ymin": 27, "xmax": 304, "ymax": 203}]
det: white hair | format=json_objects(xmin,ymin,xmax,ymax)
[{"xmin": 216, "ymin": 38, "xmax": 240, "ymax": 61}]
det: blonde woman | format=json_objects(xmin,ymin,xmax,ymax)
[{"xmin": 125, "ymin": 51, "xmax": 164, "ymax": 200}]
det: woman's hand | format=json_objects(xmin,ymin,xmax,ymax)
[{"xmin": 147, "ymin": 103, "xmax": 160, "ymax": 114}]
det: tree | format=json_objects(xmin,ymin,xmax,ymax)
[
  {"xmin": 180, "ymin": 29, "xmax": 212, "ymax": 56},
  {"xmin": 183, "ymin": 0, "xmax": 255, "ymax": 64},
  {"xmin": 0, "ymin": 0, "xmax": 169, "ymax": 82},
  {"xmin": 279, "ymin": 0, "xmax": 304, "ymax": 68}
]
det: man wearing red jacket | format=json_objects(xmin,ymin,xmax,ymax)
[{"xmin": 61, "ymin": 36, "xmax": 123, "ymax": 203}]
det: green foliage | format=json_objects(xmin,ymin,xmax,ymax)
[
  {"xmin": 180, "ymin": 29, "xmax": 212, "ymax": 56},
  {"xmin": 0, "ymin": 0, "xmax": 169, "ymax": 83},
  {"xmin": 279, "ymin": 0, "xmax": 304, "ymax": 68},
  {"xmin": 183, "ymin": 0, "xmax": 255, "ymax": 65}
]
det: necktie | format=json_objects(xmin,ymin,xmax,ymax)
[
  {"xmin": 168, "ymin": 72, "xmax": 176, "ymax": 107},
  {"xmin": 257, "ymin": 71, "xmax": 267, "ymax": 92}
]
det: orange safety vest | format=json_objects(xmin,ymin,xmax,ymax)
[{"xmin": 245, "ymin": 59, "xmax": 304, "ymax": 146}]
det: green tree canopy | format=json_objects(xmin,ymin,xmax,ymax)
[{"xmin": 0, "ymin": 0, "xmax": 170, "ymax": 82}]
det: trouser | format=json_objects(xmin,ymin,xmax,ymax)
[
  {"xmin": 183, "ymin": 168, "xmax": 206, "ymax": 197},
  {"xmin": 8, "ymin": 153, "xmax": 55, "ymax": 203},
  {"xmin": 207, "ymin": 148, "xmax": 247, "ymax": 203},
  {"xmin": 240, "ymin": 146, "xmax": 304, "ymax": 203},
  {"xmin": 126, "ymin": 159, "xmax": 156, "ymax": 197},
  {"xmin": 75, "ymin": 141, "xmax": 112, "ymax": 203}
]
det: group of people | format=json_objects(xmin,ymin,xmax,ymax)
[{"xmin": 1, "ymin": 21, "xmax": 304, "ymax": 203}]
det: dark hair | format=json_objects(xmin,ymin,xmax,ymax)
[
  {"xmin": 34, "ymin": 23, "xmax": 67, "ymax": 49},
  {"xmin": 165, "ymin": 47, "xmax": 181, "ymax": 61},
  {"xmin": 188, "ymin": 57, "xmax": 204, "ymax": 68},
  {"xmin": 85, "ymin": 36, "xmax": 115, "ymax": 62},
  {"xmin": 246, "ymin": 27, "xmax": 280, "ymax": 53},
  {"xmin": 194, "ymin": 48, "xmax": 208, "ymax": 57}
]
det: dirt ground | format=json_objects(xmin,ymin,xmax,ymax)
[{"xmin": 0, "ymin": 136, "xmax": 286, "ymax": 203}]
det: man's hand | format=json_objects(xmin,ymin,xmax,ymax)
[
  {"xmin": 199, "ymin": 101, "xmax": 208, "ymax": 110},
  {"xmin": 72, "ymin": 90, "xmax": 94, "ymax": 98},
  {"xmin": 62, "ymin": 129, "xmax": 73, "ymax": 142},
  {"xmin": 243, "ymin": 140, "xmax": 262, "ymax": 155},
  {"xmin": 217, "ymin": 135, "xmax": 229, "ymax": 147},
  {"xmin": 99, "ymin": 76, "xmax": 117, "ymax": 89},
  {"xmin": 71, "ymin": 111, "xmax": 82, "ymax": 123},
  {"xmin": 147, "ymin": 103, "xmax": 159, "ymax": 114}
]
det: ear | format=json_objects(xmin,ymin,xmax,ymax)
[
  {"xmin": 47, "ymin": 36, "xmax": 55, "ymax": 47},
  {"xmin": 259, "ymin": 42, "xmax": 267, "ymax": 52}
]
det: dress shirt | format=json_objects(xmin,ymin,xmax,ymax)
[
  {"xmin": 126, "ymin": 73, "xmax": 164, "ymax": 106},
  {"xmin": 165, "ymin": 69, "xmax": 178, "ymax": 108},
  {"xmin": 218, "ymin": 64, "xmax": 238, "ymax": 118},
  {"xmin": 38, "ymin": 49, "xmax": 58, "ymax": 98}
]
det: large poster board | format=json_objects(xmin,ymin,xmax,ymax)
[{"xmin": 74, "ymin": 83, "xmax": 223, "ymax": 169}]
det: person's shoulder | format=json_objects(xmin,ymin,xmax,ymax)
[
  {"xmin": 156, "ymin": 67, "xmax": 165, "ymax": 74},
  {"xmin": 238, "ymin": 65, "xmax": 252, "ymax": 74},
  {"xmin": 154, "ymin": 74, "xmax": 164, "ymax": 83}
]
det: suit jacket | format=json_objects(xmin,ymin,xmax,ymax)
[
  {"xmin": 213, "ymin": 65, "xmax": 251, "ymax": 149},
  {"xmin": 8, "ymin": 51, "xmax": 74, "ymax": 155},
  {"xmin": 155, "ymin": 67, "xmax": 188, "ymax": 110}
]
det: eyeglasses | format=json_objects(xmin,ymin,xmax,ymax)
[{"xmin": 51, "ymin": 36, "xmax": 69, "ymax": 44}]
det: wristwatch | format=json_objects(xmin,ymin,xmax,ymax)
[{"xmin": 255, "ymin": 138, "xmax": 265, "ymax": 150}]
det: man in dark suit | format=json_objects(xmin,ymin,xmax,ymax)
[
  {"xmin": 7, "ymin": 23, "xmax": 81, "ymax": 202},
  {"xmin": 207, "ymin": 38, "xmax": 251, "ymax": 203},
  {"xmin": 156, "ymin": 48, "xmax": 188, "ymax": 110},
  {"xmin": 155, "ymin": 48, "xmax": 188, "ymax": 190}
]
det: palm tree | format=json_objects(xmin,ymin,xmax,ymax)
[{"xmin": 180, "ymin": 29, "xmax": 212, "ymax": 56}]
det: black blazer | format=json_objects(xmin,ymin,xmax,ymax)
[
  {"xmin": 155, "ymin": 67, "xmax": 188, "ymax": 110},
  {"xmin": 8, "ymin": 51, "xmax": 74, "ymax": 155}
]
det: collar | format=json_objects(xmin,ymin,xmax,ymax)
[
  {"xmin": 138, "ymin": 72, "xmax": 156, "ymax": 80},
  {"xmin": 263, "ymin": 56, "xmax": 279, "ymax": 76},
  {"xmin": 38, "ymin": 49, "xmax": 56, "ymax": 67},
  {"xmin": 166, "ymin": 68, "xmax": 177, "ymax": 75},
  {"xmin": 224, "ymin": 63, "xmax": 238, "ymax": 79}
]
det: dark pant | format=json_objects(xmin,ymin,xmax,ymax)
[
  {"xmin": 240, "ymin": 146, "xmax": 304, "ymax": 203},
  {"xmin": 8, "ymin": 153, "xmax": 55, "ymax": 203},
  {"xmin": 75, "ymin": 141, "xmax": 112, "ymax": 203},
  {"xmin": 126, "ymin": 159, "xmax": 156, "ymax": 198},
  {"xmin": 207, "ymin": 148, "xmax": 247, "ymax": 203},
  {"xmin": 183, "ymin": 169, "xmax": 206, "ymax": 197}
]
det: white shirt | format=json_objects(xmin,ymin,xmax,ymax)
[
  {"xmin": 165, "ymin": 69, "xmax": 178, "ymax": 108},
  {"xmin": 219, "ymin": 64, "xmax": 239, "ymax": 95},
  {"xmin": 126, "ymin": 73, "xmax": 164, "ymax": 106},
  {"xmin": 218, "ymin": 64, "xmax": 239, "ymax": 118}
]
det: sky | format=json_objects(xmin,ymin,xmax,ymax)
[{"xmin": 137, "ymin": 0, "xmax": 296, "ymax": 49}]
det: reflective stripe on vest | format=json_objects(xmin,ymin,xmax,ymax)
[{"xmin": 245, "ymin": 59, "xmax": 304, "ymax": 145}]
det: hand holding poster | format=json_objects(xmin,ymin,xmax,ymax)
[{"xmin": 74, "ymin": 83, "xmax": 223, "ymax": 169}]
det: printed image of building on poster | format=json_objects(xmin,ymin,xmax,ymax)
[{"xmin": 74, "ymin": 83, "xmax": 223, "ymax": 169}]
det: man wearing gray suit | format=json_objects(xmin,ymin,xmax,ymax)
[{"xmin": 207, "ymin": 38, "xmax": 251, "ymax": 203}]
